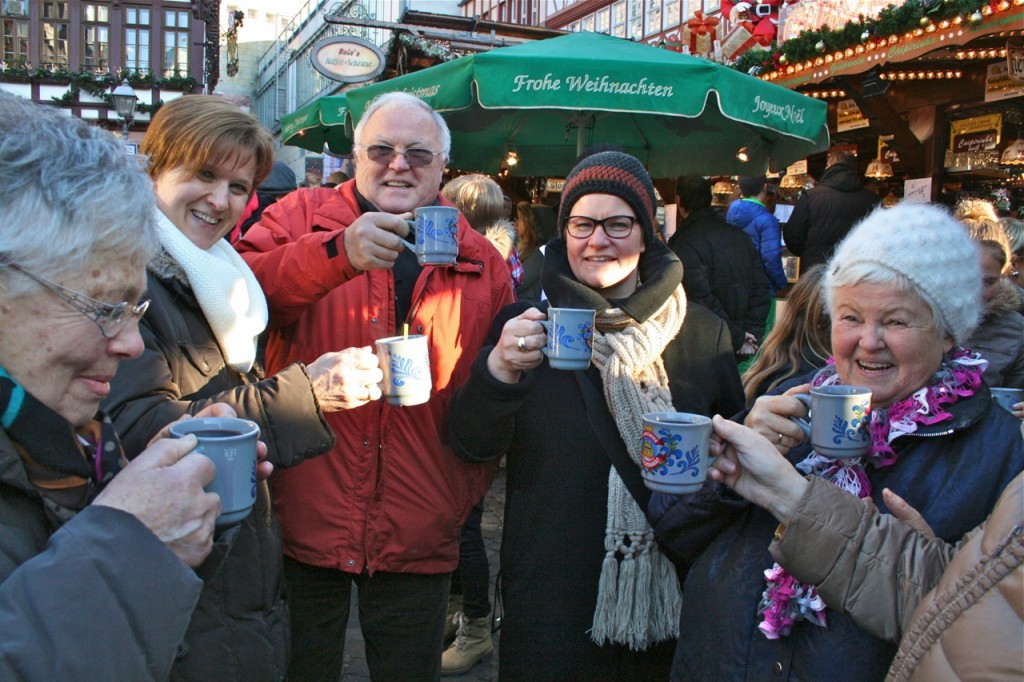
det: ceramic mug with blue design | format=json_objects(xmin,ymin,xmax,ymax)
[
  {"xmin": 640, "ymin": 412, "xmax": 714, "ymax": 495},
  {"xmin": 539, "ymin": 307, "xmax": 595, "ymax": 370},
  {"xmin": 401, "ymin": 205, "xmax": 460, "ymax": 267},
  {"xmin": 791, "ymin": 385, "xmax": 872, "ymax": 459},
  {"xmin": 990, "ymin": 387, "xmax": 1023, "ymax": 414},
  {"xmin": 168, "ymin": 417, "xmax": 260, "ymax": 528},
  {"xmin": 375, "ymin": 334, "xmax": 432, "ymax": 407}
]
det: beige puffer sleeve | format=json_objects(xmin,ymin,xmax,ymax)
[{"xmin": 769, "ymin": 476, "xmax": 956, "ymax": 644}]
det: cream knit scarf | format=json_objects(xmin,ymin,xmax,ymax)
[
  {"xmin": 153, "ymin": 210, "xmax": 268, "ymax": 372},
  {"xmin": 590, "ymin": 284, "xmax": 687, "ymax": 650}
]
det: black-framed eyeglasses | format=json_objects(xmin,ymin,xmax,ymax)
[
  {"xmin": 565, "ymin": 215, "xmax": 638, "ymax": 239},
  {"xmin": 3, "ymin": 263, "xmax": 149, "ymax": 339},
  {"xmin": 358, "ymin": 144, "xmax": 441, "ymax": 168}
]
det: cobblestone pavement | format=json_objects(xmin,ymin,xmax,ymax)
[{"xmin": 338, "ymin": 465, "xmax": 506, "ymax": 681}]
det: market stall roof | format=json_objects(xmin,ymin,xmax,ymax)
[{"xmin": 764, "ymin": 5, "xmax": 1023, "ymax": 89}]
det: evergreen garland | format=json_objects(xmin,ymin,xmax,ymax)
[{"xmin": 733, "ymin": 0, "xmax": 1000, "ymax": 76}]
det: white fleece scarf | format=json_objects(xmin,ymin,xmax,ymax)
[{"xmin": 153, "ymin": 210, "xmax": 268, "ymax": 372}]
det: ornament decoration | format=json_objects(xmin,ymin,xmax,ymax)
[{"xmin": 733, "ymin": 0, "xmax": 1016, "ymax": 77}]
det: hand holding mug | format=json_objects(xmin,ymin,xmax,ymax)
[
  {"xmin": 308, "ymin": 346, "xmax": 383, "ymax": 411},
  {"xmin": 93, "ymin": 435, "xmax": 221, "ymax": 567},
  {"xmin": 487, "ymin": 307, "xmax": 548, "ymax": 384},
  {"xmin": 342, "ymin": 211, "xmax": 414, "ymax": 271},
  {"xmin": 168, "ymin": 417, "xmax": 261, "ymax": 528},
  {"xmin": 744, "ymin": 383, "xmax": 813, "ymax": 454},
  {"xmin": 153, "ymin": 404, "xmax": 272, "ymax": 481},
  {"xmin": 707, "ymin": 415, "xmax": 809, "ymax": 524}
]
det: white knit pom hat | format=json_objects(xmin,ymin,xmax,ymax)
[{"xmin": 825, "ymin": 202, "xmax": 981, "ymax": 344}]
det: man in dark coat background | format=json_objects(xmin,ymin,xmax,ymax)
[
  {"xmin": 783, "ymin": 150, "xmax": 880, "ymax": 270},
  {"xmin": 670, "ymin": 175, "xmax": 771, "ymax": 358}
]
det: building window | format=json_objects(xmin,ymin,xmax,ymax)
[
  {"xmin": 39, "ymin": 1, "xmax": 69, "ymax": 68},
  {"xmin": 665, "ymin": 0, "xmax": 681, "ymax": 29},
  {"xmin": 596, "ymin": 7, "xmax": 611, "ymax": 33},
  {"xmin": 2, "ymin": 0, "xmax": 29, "ymax": 66},
  {"xmin": 2, "ymin": 1, "xmax": 27, "ymax": 15},
  {"xmin": 629, "ymin": 0, "xmax": 643, "ymax": 39},
  {"xmin": 645, "ymin": 0, "xmax": 663, "ymax": 36},
  {"xmin": 124, "ymin": 7, "xmax": 150, "ymax": 73},
  {"xmin": 163, "ymin": 9, "xmax": 189, "ymax": 77},
  {"xmin": 581, "ymin": 14, "xmax": 595, "ymax": 32},
  {"xmin": 611, "ymin": 0, "xmax": 627, "ymax": 37},
  {"xmin": 81, "ymin": 3, "xmax": 109, "ymax": 71}
]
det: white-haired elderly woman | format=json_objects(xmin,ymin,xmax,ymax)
[
  {"xmin": 0, "ymin": 93, "xmax": 229, "ymax": 678},
  {"xmin": 649, "ymin": 203, "xmax": 1024, "ymax": 682}
]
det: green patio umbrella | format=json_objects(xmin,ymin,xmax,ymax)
[
  {"xmin": 343, "ymin": 32, "xmax": 829, "ymax": 177},
  {"xmin": 280, "ymin": 94, "xmax": 351, "ymax": 154}
]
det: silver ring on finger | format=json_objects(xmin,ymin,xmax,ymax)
[
  {"xmin": 517, "ymin": 336, "xmax": 529, "ymax": 353},
  {"xmin": 777, "ymin": 432, "xmax": 784, "ymax": 445}
]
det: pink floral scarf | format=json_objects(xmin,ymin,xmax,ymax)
[{"xmin": 756, "ymin": 348, "xmax": 987, "ymax": 639}]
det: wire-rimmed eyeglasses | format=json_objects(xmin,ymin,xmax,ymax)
[
  {"xmin": 565, "ymin": 215, "xmax": 638, "ymax": 239},
  {"xmin": 3, "ymin": 263, "xmax": 149, "ymax": 338},
  {"xmin": 357, "ymin": 144, "xmax": 441, "ymax": 168}
]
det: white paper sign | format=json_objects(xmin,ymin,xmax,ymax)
[{"xmin": 903, "ymin": 177, "xmax": 932, "ymax": 204}]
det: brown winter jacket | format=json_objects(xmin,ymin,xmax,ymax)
[{"xmin": 771, "ymin": 473, "xmax": 1024, "ymax": 682}]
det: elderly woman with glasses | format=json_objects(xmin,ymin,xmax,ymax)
[
  {"xmin": 0, "ymin": 94, "xmax": 226, "ymax": 679},
  {"xmin": 649, "ymin": 203, "xmax": 1023, "ymax": 682},
  {"xmin": 101, "ymin": 95, "xmax": 383, "ymax": 681},
  {"xmin": 449, "ymin": 151, "xmax": 744, "ymax": 680}
]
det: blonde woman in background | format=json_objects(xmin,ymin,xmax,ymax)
[
  {"xmin": 515, "ymin": 201, "xmax": 545, "ymax": 302},
  {"xmin": 442, "ymin": 174, "xmax": 523, "ymax": 291},
  {"xmin": 741, "ymin": 264, "xmax": 831, "ymax": 406},
  {"xmin": 955, "ymin": 208, "xmax": 1024, "ymax": 391}
]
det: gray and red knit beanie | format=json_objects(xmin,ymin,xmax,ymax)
[{"xmin": 558, "ymin": 151, "xmax": 658, "ymax": 246}]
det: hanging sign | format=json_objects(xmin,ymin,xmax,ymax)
[
  {"xmin": 545, "ymin": 178, "xmax": 566, "ymax": 193},
  {"xmin": 1006, "ymin": 41, "xmax": 1024, "ymax": 83},
  {"xmin": 836, "ymin": 99, "xmax": 869, "ymax": 132},
  {"xmin": 949, "ymin": 113, "xmax": 1001, "ymax": 152},
  {"xmin": 985, "ymin": 62, "xmax": 1024, "ymax": 101},
  {"xmin": 311, "ymin": 36, "xmax": 385, "ymax": 84}
]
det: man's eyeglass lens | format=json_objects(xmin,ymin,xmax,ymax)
[
  {"xmin": 566, "ymin": 216, "xmax": 637, "ymax": 239},
  {"xmin": 365, "ymin": 145, "xmax": 437, "ymax": 168}
]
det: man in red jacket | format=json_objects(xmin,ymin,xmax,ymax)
[{"xmin": 237, "ymin": 92, "xmax": 514, "ymax": 681}]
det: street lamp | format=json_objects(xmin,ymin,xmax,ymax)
[{"xmin": 110, "ymin": 80, "xmax": 138, "ymax": 136}]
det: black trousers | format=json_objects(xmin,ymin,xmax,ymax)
[
  {"xmin": 283, "ymin": 557, "xmax": 450, "ymax": 682},
  {"xmin": 449, "ymin": 500, "xmax": 491, "ymax": 618}
]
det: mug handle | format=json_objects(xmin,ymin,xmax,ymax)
[
  {"xmin": 788, "ymin": 393, "xmax": 813, "ymax": 438},
  {"xmin": 537, "ymin": 319, "xmax": 550, "ymax": 357},
  {"xmin": 400, "ymin": 219, "xmax": 417, "ymax": 252}
]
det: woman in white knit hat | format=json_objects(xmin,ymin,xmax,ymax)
[{"xmin": 649, "ymin": 202, "xmax": 1024, "ymax": 682}]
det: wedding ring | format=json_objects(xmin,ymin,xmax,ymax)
[
  {"xmin": 777, "ymin": 433, "xmax": 784, "ymax": 444},
  {"xmin": 517, "ymin": 336, "xmax": 529, "ymax": 353}
]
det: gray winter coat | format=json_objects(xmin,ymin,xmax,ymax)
[
  {"xmin": 967, "ymin": 281, "xmax": 1024, "ymax": 389},
  {"xmin": 0, "ymin": 429, "xmax": 203, "ymax": 680}
]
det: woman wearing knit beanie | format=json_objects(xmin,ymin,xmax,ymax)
[
  {"xmin": 649, "ymin": 202, "xmax": 1024, "ymax": 681},
  {"xmin": 449, "ymin": 151, "xmax": 744, "ymax": 679}
]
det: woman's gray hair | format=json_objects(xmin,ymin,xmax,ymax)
[
  {"xmin": 0, "ymin": 93, "xmax": 159, "ymax": 294},
  {"xmin": 353, "ymin": 91, "xmax": 451, "ymax": 159}
]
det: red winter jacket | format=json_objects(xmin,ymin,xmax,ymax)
[{"xmin": 237, "ymin": 180, "xmax": 513, "ymax": 574}]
